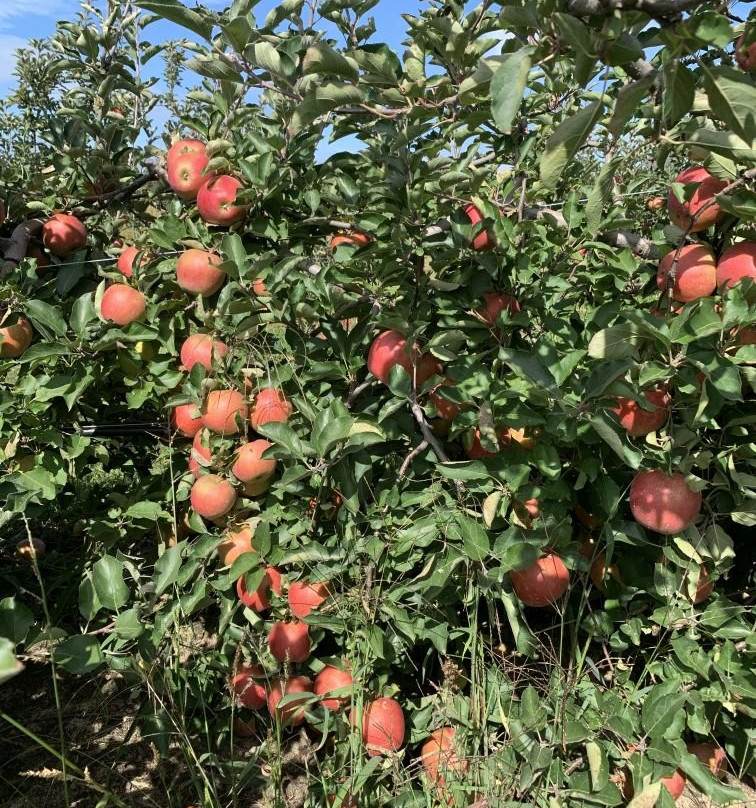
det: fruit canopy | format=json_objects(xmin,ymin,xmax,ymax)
[{"xmin": 0, "ymin": 1, "xmax": 754, "ymax": 806}]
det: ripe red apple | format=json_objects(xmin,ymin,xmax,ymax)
[
  {"xmin": 716, "ymin": 241, "xmax": 756, "ymax": 295},
  {"xmin": 231, "ymin": 439, "xmax": 276, "ymax": 487},
  {"xmin": 249, "ymin": 387, "xmax": 293, "ymax": 431},
  {"xmin": 420, "ymin": 727, "xmax": 468, "ymax": 792},
  {"xmin": 41, "ymin": 213, "xmax": 87, "ymax": 257},
  {"xmin": 180, "ymin": 333, "xmax": 229, "ymax": 372},
  {"xmin": 735, "ymin": 32, "xmax": 756, "ymax": 72},
  {"xmin": 661, "ymin": 771, "xmax": 686, "ymax": 801},
  {"xmin": 237, "ymin": 566, "xmax": 282, "ymax": 612},
  {"xmin": 201, "ymin": 389, "xmax": 248, "ymax": 435},
  {"xmin": 646, "ymin": 196, "xmax": 665, "ymax": 211},
  {"xmin": 229, "ymin": 663, "xmax": 267, "ymax": 709},
  {"xmin": 100, "ymin": 284, "xmax": 146, "ymax": 326},
  {"xmin": 267, "ymin": 676, "xmax": 313, "ymax": 725},
  {"xmin": 167, "ymin": 150, "xmax": 213, "ymax": 200},
  {"xmin": 463, "ymin": 203, "xmax": 495, "ymax": 251},
  {"xmin": 330, "ymin": 232, "xmax": 371, "ymax": 249},
  {"xmin": 667, "ymin": 166, "xmax": 727, "ymax": 232},
  {"xmin": 359, "ymin": 697, "xmax": 405, "ymax": 756},
  {"xmin": 629, "ymin": 470, "xmax": 702, "ymax": 534},
  {"xmin": 657, "ymin": 244, "xmax": 717, "ymax": 302},
  {"xmin": 16, "ymin": 537, "xmax": 46, "ymax": 561},
  {"xmin": 288, "ymin": 580, "xmax": 331, "ymax": 618},
  {"xmin": 217, "ymin": 521, "xmax": 256, "ymax": 566},
  {"xmin": 476, "ymin": 292, "xmax": 521, "ymax": 326},
  {"xmin": 252, "ymin": 277, "xmax": 267, "ymax": 297},
  {"xmin": 314, "ymin": 663, "xmax": 353, "ymax": 711},
  {"xmin": 692, "ymin": 566, "xmax": 715, "ymax": 604},
  {"xmin": 463, "ymin": 427, "xmax": 509, "ymax": 459},
  {"xmin": 166, "ymin": 137, "xmax": 206, "ymax": 164},
  {"xmin": 589, "ymin": 551, "xmax": 621, "ymax": 590},
  {"xmin": 367, "ymin": 330, "xmax": 441, "ymax": 386},
  {"xmin": 176, "ymin": 249, "xmax": 225, "ymax": 296},
  {"xmin": 171, "ymin": 402, "xmax": 203, "ymax": 437},
  {"xmin": 190, "ymin": 474, "xmax": 237, "ymax": 520},
  {"xmin": 687, "ymin": 742, "xmax": 726, "ymax": 777},
  {"xmin": 510, "ymin": 554, "xmax": 570, "ymax": 607},
  {"xmin": 0, "ymin": 316, "xmax": 33, "ymax": 358},
  {"xmin": 197, "ymin": 175, "xmax": 246, "ymax": 226},
  {"xmin": 268, "ymin": 620, "xmax": 311, "ymax": 663},
  {"xmin": 611, "ymin": 388, "xmax": 670, "ymax": 436},
  {"xmin": 117, "ymin": 246, "xmax": 149, "ymax": 278}
]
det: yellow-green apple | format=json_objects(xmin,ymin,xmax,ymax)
[{"xmin": 0, "ymin": 316, "xmax": 33, "ymax": 358}]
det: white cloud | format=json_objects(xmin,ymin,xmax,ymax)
[{"xmin": 0, "ymin": 34, "xmax": 27, "ymax": 81}]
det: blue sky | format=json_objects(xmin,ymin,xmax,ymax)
[{"xmin": 0, "ymin": 0, "xmax": 412, "ymax": 95}]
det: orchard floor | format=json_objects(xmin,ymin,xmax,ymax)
[{"xmin": 1, "ymin": 660, "xmax": 755, "ymax": 808}]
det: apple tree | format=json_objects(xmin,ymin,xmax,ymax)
[{"xmin": 1, "ymin": 1, "xmax": 754, "ymax": 806}]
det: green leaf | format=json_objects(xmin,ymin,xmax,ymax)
[
  {"xmin": 53, "ymin": 634, "xmax": 104, "ymax": 674},
  {"xmin": 247, "ymin": 41, "xmax": 283, "ymax": 75},
  {"xmin": 135, "ymin": 0, "xmax": 213, "ymax": 40},
  {"xmin": 113, "ymin": 608, "xmax": 145, "ymax": 640},
  {"xmin": 586, "ymin": 741, "xmax": 608, "ymax": 790},
  {"xmin": 0, "ymin": 638, "xmax": 24, "ymax": 685},
  {"xmin": 0, "ymin": 597, "xmax": 34, "ymax": 645},
  {"xmin": 641, "ymin": 680, "xmax": 685, "ymax": 739},
  {"xmin": 609, "ymin": 75, "xmax": 655, "ymax": 138},
  {"xmin": 499, "ymin": 349, "xmax": 558, "ymax": 393},
  {"xmin": 290, "ymin": 83, "xmax": 365, "ymax": 135},
  {"xmin": 490, "ymin": 47, "xmax": 534, "ymax": 134},
  {"xmin": 302, "ymin": 43, "xmax": 359, "ymax": 80},
  {"xmin": 585, "ymin": 158, "xmax": 618, "ymax": 236},
  {"xmin": 589, "ymin": 412, "xmax": 643, "ymax": 469},
  {"xmin": 540, "ymin": 101, "xmax": 603, "ymax": 191},
  {"xmin": 701, "ymin": 64, "xmax": 756, "ymax": 143},
  {"xmin": 681, "ymin": 127, "xmax": 756, "ymax": 161},
  {"xmin": 453, "ymin": 513, "xmax": 490, "ymax": 562},
  {"xmin": 185, "ymin": 55, "xmax": 243, "ymax": 83},
  {"xmin": 154, "ymin": 544, "xmax": 182, "ymax": 596},
  {"xmin": 92, "ymin": 555, "xmax": 129, "ymax": 611},
  {"xmin": 662, "ymin": 60, "xmax": 695, "ymax": 126},
  {"xmin": 25, "ymin": 299, "xmax": 68, "ymax": 338}
]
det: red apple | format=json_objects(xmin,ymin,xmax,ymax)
[
  {"xmin": 314, "ymin": 663, "xmax": 353, "ymax": 711},
  {"xmin": 16, "ymin": 537, "xmax": 46, "ymax": 561},
  {"xmin": 330, "ymin": 232, "xmax": 371, "ymax": 249},
  {"xmin": 288, "ymin": 580, "xmax": 331, "ymax": 618},
  {"xmin": 692, "ymin": 566, "xmax": 715, "ymax": 604},
  {"xmin": 463, "ymin": 427, "xmax": 507, "ymax": 459},
  {"xmin": 229, "ymin": 663, "xmax": 267, "ymax": 710},
  {"xmin": 190, "ymin": 474, "xmax": 237, "ymax": 520},
  {"xmin": 657, "ymin": 244, "xmax": 717, "ymax": 302},
  {"xmin": 176, "ymin": 249, "xmax": 225, "ymax": 296},
  {"xmin": 667, "ymin": 166, "xmax": 727, "ymax": 232},
  {"xmin": 237, "ymin": 565, "xmax": 282, "ymax": 612},
  {"xmin": 166, "ymin": 137, "xmax": 206, "ymax": 164},
  {"xmin": 611, "ymin": 388, "xmax": 670, "ymax": 436},
  {"xmin": 201, "ymin": 389, "xmax": 248, "ymax": 435},
  {"xmin": 661, "ymin": 771, "xmax": 686, "ymax": 801},
  {"xmin": 231, "ymin": 439, "xmax": 276, "ymax": 487},
  {"xmin": 42, "ymin": 213, "xmax": 87, "ymax": 257},
  {"xmin": 367, "ymin": 330, "xmax": 441, "ymax": 386},
  {"xmin": 359, "ymin": 697, "xmax": 405, "ymax": 756},
  {"xmin": 735, "ymin": 32, "xmax": 756, "ymax": 72},
  {"xmin": 268, "ymin": 620, "xmax": 311, "ymax": 663},
  {"xmin": 249, "ymin": 387, "xmax": 293, "ymax": 431},
  {"xmin": 463, "ymin": 203, "xmax": 495, "ymax": 251},
  {"xmin": 100, "ymin": 284, "xmax": 146, "ymax": 326},
  {"xmin": 687, "ymin": 742, "xmax": 726, "ymax": 777},
  {"xmin": 420, "ymin": 727, "xmax": 468, "ymax": 791},
  {"xmin": 267, "ymin": 676, "xmax": 313, "ymax": 725},
  {"xmin": 180, "ymin": 333, "xmax": 229, "ymax": 371},
  {"xmin": 171, "ymin": 403, "xmax": 203, "ymax": 437},
  {"xmin": 197, "ymin": 175, "xmax": 246, "ymax": 226},
  {"xmin": 510, "ymin": 553, "xmax": 570, "ymax": 607},
  {"xmin": 167, "ymin": 150, "xmax": 213, "ymax": 200},
  {"xmin": 476, "ymin": 292, "xmax": 521, "ymax": 326},
  {"xmin": 629, "ymin": 470, "xmax": 702, "ymax": 534},
  {"xmin": 117, "ymin": 246, "xmax": 149, "ymax": 278},
  {"xmin": 646, "ymin": 196, "xmax": 665, "ymax": 211},
  {"xmin": 716, "ymin": 241, "xmax": 756, "ymax": 295}
]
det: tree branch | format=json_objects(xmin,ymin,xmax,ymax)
[
  {"xmin": 567, "ymin": 0, "xmax": 708, "ymax": 19},
  {"xmin": 1, "ymin": 218, "xmax": 44, "ymax": 277},
  {"xmin": 398, "ymin": 439, "xmax": 429, "ymax": 480}
]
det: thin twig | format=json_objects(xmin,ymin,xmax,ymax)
[{"xmin": 398, "ymin": 439, "xmax": 429, "ymax": 479}]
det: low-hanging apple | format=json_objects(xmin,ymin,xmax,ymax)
[
  {"xmin": 237, "ymin": 566, "xmax": 282, "ymax": 611},
  {"xmin": 100, "ymin": 284, "xmax": 146, "ymax": 326},
  {"xmin": 176, "ymin": 249, "xmax": 225, "ymax": 296},
  {"xmin": 267, "ymin": 676, "xmax": 313, "ymax": 726},
  {"xmin": 217, "ymin": 521, "xmax": 256, "ymax": 566},
  {"xmin": 510, "ymin": 554, "xmax": 570, "ymax": 607},
  {"xmin": 0, "ymin": 316, "xmax": 33, "ymax": 358},
  {"xmin": 268, "ymin": 620, "xmax": 311, "ymax": 663},
  {"xmin": 358, "ymin": 697, "xmax": 405, "ymax": 756},
  {"xmin": 229, "ymin": 662, "xmax": 267, "ymax": 710},
  {"xmin": 629, "ymin": 470, "xmax": 702, "ymax": 534},
  {"xmin": 314, "ymin": 663, "xmax": 353, "ymax": 711}
]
